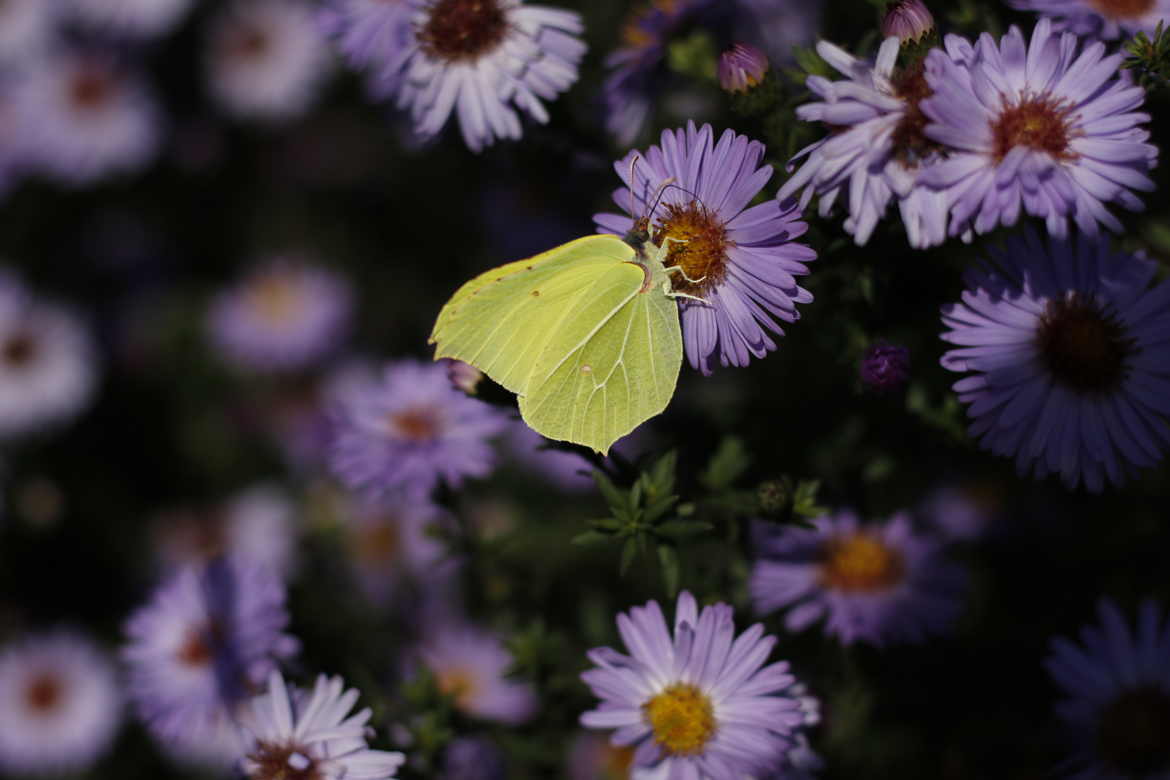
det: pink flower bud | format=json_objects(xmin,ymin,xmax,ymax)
[
  {"xmin": 881, "ymin": 0, "xmax": 934, "ymax": 43},
  {"xmin": 718, "ymin": 43, "xmax": 768, "ymax": 94}
]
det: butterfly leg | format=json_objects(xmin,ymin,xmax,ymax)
[
  {"xmin": 664, "ymin": 262, "xmax": 706, "ymax": 285},
  {"xmin": 661, "ymin": 281, "xmax": 709, "ymax": 305}
]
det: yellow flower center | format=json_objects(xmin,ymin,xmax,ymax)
[
  {"xmin": 437, "ymin": 667, "xmax": 480, "ymax": 710},
  {"xmin": 821, "ymin": 533, "xmax": 905, "ymax": 592},
  {"xmin": 653, "ymin": 201, "xmax": 730, "ymax": 297},
  {"xmin": 621, "ymin": 0, "xmax": 679, "ymax": 49},
  {"xmin": 642, "ymin": 683, "xmax": 716, "ymax": 756}
]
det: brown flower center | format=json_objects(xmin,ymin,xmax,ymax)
[
  {"xmin": 356, "ymin": 518, "xmax": 401, "ymax": 564},
  {"xmin": 1090, "ymin": 0, "xmax": 1156, "ymax": 20},
  {"xmin": 2, "ymin": 332, "xmax": 36, "ymax": 368},
  {"xmin": 821, "ymin": 533, "xmax": 905, "ymax": 592},
  {"xmin": 1096, "ymin": 685, "xmax": 1170, "ymax": 776},
  {"xmin": 419, "ymin": 0, "xmax": 509, "ymax": 62},
  {"xmin": 249, "ymin": 274, "xmax": 302, "ymax": 325},
  {"xmin": 24, "ymin": 672, "xmax": 63, "ymax": 715},
  {"xmin": 245, "ymin": 741, "xmax": 323, "ymax": 780},
  {"xmin": 890, "ymin": 62, "xmax": 944, "ymax": 168},
  {"xmin": 227, "ymin": 25, "xmax": 270, "ymax": 61},
  {"xmin": 653, "ymin": 201, "xmax": 730, "ymax": 297},
  {"xmin": 991, "ymin": 95, "xmax": 1077, "ymax": 162},
  {"xmin": 176, "ymin": 624, "xmax": 219, "ymax": 668},
  {"xmin": 389, "ymin": 405, "xmax": 442, "ymax": 442},
  {"xmin": 68, "ymin": 69, "xmax": 114, "ymax": 112},
  {"xmin": 1036, "ymin": 294, "xmax": 1133, "ymax": 394},
  {"xmin": 642, "ymin": 683, "xmax": 716, "ymax": 756}
]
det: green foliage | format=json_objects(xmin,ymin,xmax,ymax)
[
  {"xmin": 667, "ymin": 30, "xmax": 719, "ymax": 83},
  {"xmin": 1124, "ymin": 22, "xmax": 1170, "ymax": 90}
]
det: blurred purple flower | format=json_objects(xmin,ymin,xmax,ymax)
[
  {"xmin": 371, "ymin": 0, "xmax": 586, "ymax": 152},
  {"xmin": 859, "ymin": 341, "xmax": 910, "ymax": 392},
  {"xmin": 580, "ymin": 590, "xmax": 810, "ymax": 777},
  {"xmin": 318, "ymin": 0, "xmax": 416, "ymax": 86},
  {"xmin": 15, "ymin": 49, "xmax": 161, "ymax": 186},
  {"xmin": 0, "ymin": 632, "xmax": 122, "ymax": 774},
  {"xmin": 750, "ymin": 510, "xmax": 968, "ymax": 645},
  {"xmin": 65, "ymin": 0, "xmax": 195, "ymax": 39},
  {"xmin": 596, "ymin": 122, "xmax": 816, "ymax": 375},
  {"xmin": 0, "ymin": 0, "xmax": 59, "ymax": 63},
  {"xmin": 207, "ymin": 258, "xmax": 353, "ymax": 373},
  {"xmin": 1009, "ymin": 0, "xmax": 1170, "ymax": 39},
  {"xmin": 441, "ymin": 736, "xmax": 507, "ymax": 780},
  {"xmin": 920, "ymin": 21, "xmax": 1157, "ymax": 239},
  {"xmin": 417, "ymin": 620, "xmax": 537, "ymax": 724},
  {"xmin": 240, "ymin": 671, "xmax": 405, "ymax": 779},
  {"xmin": 918, "ymin": 482, "xmax": 1003, "ymax": 542},
  {"xmin": 940, "ymin": 230, "xmax": 1170, "ymax": 492},
  {"xmin": 205, "ymin": 0, "xmax": 332, "ymax": 122},
  {"xmin": 328, "ymin": 359, "xmax": 509, "ymax": 501},
  {"xmin": 123, "ymin": 558, "xmax": 299, "ymax": 767},
  {"xmin": 341, "ymin": 497, "xmax": 454, "ymax": 606},
  {"xmin": 445, "ymin": 358, "xmax": 483, "ymax": 395},
  {"xmin": 718, "ymin": 43, "xmax": 769, "ymax": 94},
  {"xmin": 1046, "ymin": 599, "xmax": 1170, "ymax": 779},
  {"xmin": 0, "ymin": 273, "xmax": 98, "ymax": 439}
]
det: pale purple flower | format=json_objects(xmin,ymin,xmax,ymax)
[
  {"xmin": 207, "ymin": 258, "xmax": 353, "ymax": 372},
  {"xmin": 881, "ymin": 0, "xmax": 935, "ymax": 42},
  {"xmin": 341, "ymin": 497, "xmax": 453, "ymax": 606},
  {"xmin": 1045, "ymin": 599, "xmax": 1170, "ymax": 779},
  {"xmin": 718, "ymin": 43, "xmax": 769, "ymax": 94},
  {"xmin": 595, "ymin": 122, "xmax": 816, "ymax": 375},
  {"xmin": 441, "ymin": 736, "xmax": 507, "ymax": 780},
  {"xmin": 1009, "ymin": 0, "xmax": 1170, "ymax": 40},
  {"xmin": 777, "ymin": 37, "xmax": 950, "ymax": 248},
  {"xmin": 15, "ymin": 49, "xmax": 161, "ymax": 186},
  {"xmin": 750, "ymin": 510, "xmax": 967, "ymax": 645},
  {"xmin": 940, "ymin": 230, "xmax": 1170, "ymax": 491},
  {"xmin": 65, "ymin": 0, "xmax": 195, "ymax": 39},
  {"xmin": 328, "ymin": 359, "xmax": 509, "ymax": 501},
  {"xmin": 205, "ymin": 0, "xmax": 332, "ymax": 122},
  {"xmin": 917, "ymin": 482, "xmax": 1003, "ymax": 541},
  {"xmin": 240, "ymin": 671, "xmax": 405, "ymax": 780},
  {"xmin": 444, "ymin": 358, "xmax": 483, "ymax": 395},
  {"xmin": 123, "ymin": 558, "xmax": 299, "ymax": 767},
  {"xmin": 580, "ymin": 590, "xmax": 810, "ymax": 779},
  {"xmin": 0, "ymin": 0, "xmax": 60, "ymax": 62},
  {"xmin": 919, "ymin": 20, "xmax": 1158, "ymax": 239},
  {"xmin": 374, "ymin": 0, "xmax": 586, "ymax": 152},
  {"xmin": 859, "ymin": 341, "xmax": 911, "ymax": 392},
  {"xmin": 0, "ymin": 632, "xmax": 121, "ymax": 774},
  {"xmin": 0, "ymin": 273, "xmax": 97, "ymax": 439},
  {"xmin": 417, "ymin": 621, "xmax": 537, "ymax": 724},
  {"xmin": 318, "ymin": 0, "xmax": 416, "ymax": 85}
]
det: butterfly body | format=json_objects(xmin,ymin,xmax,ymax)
[{"xmin": 429, "ymin": 234, "xmax": 682, "ymax": 454}]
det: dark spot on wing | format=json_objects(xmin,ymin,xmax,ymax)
[{"xmin": 531, "ymin": 290, "xmax": 540, "ymax": 297}]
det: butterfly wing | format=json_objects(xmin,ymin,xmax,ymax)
[
  {"xmin": 429, "ymin": 235, "xmax": 636, "ymax": 395},
  {"xmin": 518, "ymin": 257, "xmax": 683, "ymax": 454}
]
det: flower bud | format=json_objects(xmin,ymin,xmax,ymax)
[
  {"xmin": 718, "ymin": 43, "xmax": 768, "ymax": 94},
  {"xmin": 881, "ymin": 0, "xmax": 934, "ymax": 43},
  {"xmin": 445, "ymin": 359, "xmax": 483, "ymax": 395},
  {"xmin": 860, "ymin": 342, "xmax": 911, "ymax": 392}
]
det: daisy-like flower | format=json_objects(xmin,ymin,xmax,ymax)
[
  {"xmin": 777, "ymin": 37, "xmax": 950, "ymax": 248},
  {"xmin": 1045, "ymin": 599, "xmax": 1170, "ymax": 779},
  {"xmin": 417, "ymin": 620, "xmax": 537, "ymax": 724},
  {"xmin": 65, "ymin": 0, "xmax": 195, "ymax": 39},
  {"xmin": 376, "ymin": 0, "xmax": 586, "ymax": 152},
  {"xmin": 0, "ymin": 0, "xmax": 59, "ymax": 62},
  {"xmin": 595, "ymin": 122, "xmax": 817, "ymax": 375},
  {"xmin": 205, "ymin": 0, "xmax": 331, "ymax": 122},
  {"xmin": 941, "ymin": 230, "xmax": 1170, "ymax": 491},
  {"xmin": 123, "ymin": 558, "xmax": 299, "ymax": 766},
  {"xmin": 0, "ymin": 632, "xmax": 122, "ymax": 774},
  {"xmin": 15, "ymin": 49, "xmax": 161, "ymax": 186},
  {"xmin": 749, "ymin": 510, "xmax": 968, "ymax": 645},
  {"xmin": 1009, "ymin": 0, "xmax": 1170, "ymax": 40},
  {"xmin": 328, "ymin": 359, "xmax": 509, "ymax": 501},
  {"xmin": 919, "ymin": 20, "xmax": 1157, "ymax": 239},
  {"xmin": 207, "ymin": 258, "xmax": 353, "ymax": 373},
  {"xmin": 580, "ymin": 591, "xmax": 810, "ymax": 778},
  {"xmin": 318, "ymin": 0, "xmax": 417, "ymax": 85},
  {"xmin": 341, "ymin": 497, "xmax": 453, "ymax": 606},
  {"xmin": 0, "ymin": 274, "xmax": 97, "ymax": 439},
  {"xmin": 240, "ymin": 671, "xmax": 405, "ymax": 780}
]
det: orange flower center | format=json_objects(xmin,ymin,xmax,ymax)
[
  {"xmin": 991, "ymin": 95, "xmax": 1077, "ymax": 162},
  {"xmin": 24, "ymin": 672, "xmax": 63, "ymax": 715},
  {"xmin": 437, "ymin": 667, "xmax": 480, "ymax": 710},
  {"xmin": 1036, "ymin": 293, "xmax": 1133, "ymax": 394},
  {"xmin": 621, "ymin": 0, "xmax": 679, "ymax": 49},
  {"xmin": 249, "ymin": 274, "xmax": 303, "ymax": 326},
  {"xmin": 420, "ymin": 0, "xmax": 508, "ymax": 62},
  {"xmin": 1090, "ymin": 0, "xmax": 1156, "ymax": 20},
  {"xmin": 642, "ymin": 683, "xmax": 716, "ymax": 756},
  {"xmin": 821, "ymin": 533, "xmax": 905, "ymax": 592},
  {"xmin": 653, "ymin": 201, "xmax": 730, "ymax": 296},
  {"xmin": 388, "ymin": 405, "xmax": 442, "ymax": 442},
  {"xmin": 1096, "ymin": 684, "xmax": 1170, "ymax": 776}
]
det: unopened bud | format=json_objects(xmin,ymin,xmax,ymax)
[
  {"xmin": 718, "ymin": 43, "xmax": 769, "ymax": 94},
  {"xmin": 881, "ymin": 0, "xmax": 934, "ymax": 43},
  {"xmin": 445, "ymin": 359, "xmax": 483, "ymax": 395},
  {"xmin": 860, "ymin": 342, "xmax": 911, "ymax": 392}
]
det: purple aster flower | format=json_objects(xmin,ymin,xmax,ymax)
[
  {"xmin": 318, "ymin": 0, "xmax": 417, "ymax": 87},
  {"xmin": 595, "ymin": 122, "xmax": 816, "ymax": 375},
  {"xmin": 240, "ymin": 671, "xmax": 406, "ymax": 780},
  {"xmin": 919, "ymin": 20, "xmax": 1158, "ymax": 239},
  {"xmin": 1045, "ymin": 599, "xmax": 1170, "ymax": 779},
  {"xmin": 15, "ymin": 49, "xmax": 161, "ymax": 186},
  {"xmin": 580, "ymin": 590, "xmax": 811, "ymax": 778},
  {"xmin": 0, "ymin": 0, "xmax": 60, "ymax": 63},
  {"xmin": 0, "ymin": 632, "xmax": 122, "ymax": 774},
  {"xmin": 881, "ymin": 0, "xmax": 935, "ymax": 42},
  {"xmin": 328, "ymin": 358, "xmax": 509, "ymax": 501},
  {"xmin": 372, "ymin": 0, "xmax": 586, "ymax": 153},
  {"xmin": 123, "ymin": 558, "xmax": 299, "ymax": 767},
  {"xmin": 718, "ymin": 43, "xmax": 769, "ymax": 94},
  {"xmin": 207, "ymin": 258, "xmax": 353, "ymax": 373},
  {"xmin": 777, "ymin": 37, "xmax": 950, "ymax": 248},
  {"xmin": 340, "ymin": 496, "xmax": 454, "ymax": 606},
  {"xmin": 441, "ymin": 736, "xmax": 507, "ymax": 780},
  {"xmin": 0, "ymin": 273, "xmax": 98, "ymax": 439},
  {"xmin": 940, "ymin": 230, "xmax": 1170, "ymax": 491},
  {"xmin": 859, "ymin": 341, "xmax": 911, "ymax": 392},
  {"xmin": 917, "ymin": 481, "xmax": 1003, "ymax": 542},
  {"xmin": 415, "ymin": 619, "xmax": 536, "ymax": 725},
  {"xmin": 1009, "ymin": 0, "xmax": 1170, "ymax": 40},
  {"xmin": 65, "ymin": 0, "xmax": 195, "ymax": 39},
  {"xmin": 750, "ymin": 510, "xmax": 968, "ymax": 645},
  {"xmin": 205, "ymin": 0, "xmax": 332, "ymax": 122}
]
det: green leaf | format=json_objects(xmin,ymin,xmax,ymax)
[
  {"xmin": 619, "ymin": 538, "xmax": 638, "ymax": 577},
  {"xmin": 572, "ymin": 530, "xmax": 612, "ymax": 546},
  {"xmin": 700, "ymin": 437, "xmax": 751, "ymax": 491},
  {"xmin": 658, "ymin": 544, "xmax": 680, "ymax": 597},
  {"xmin": 592, "ymin": 470, "xmax": 625, "ymax": 511},
  {"xmin": 654, "ymin": 520, "xmax": 714, "ymax": 539}
]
